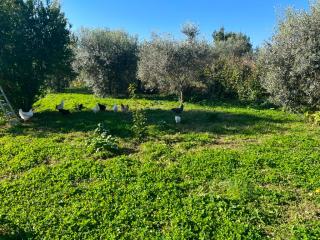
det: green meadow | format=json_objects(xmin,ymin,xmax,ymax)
[{"xmin": 0, "ymin": 92, "xmax": 319, "ymax": 239}]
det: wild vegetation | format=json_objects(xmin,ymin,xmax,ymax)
[
  {"xmin": 0, "ymin": 0, "xmax": 74, "ymax": 110},
  {"xmin": 1, "ymin": 93, "xmax": 320, "ymax": 239},
  {"xmin": 259, "ymin": 3, "xmax": 320, "ymax": 111},
  {"xmin": 1, "ymin": 0, "xmax": 320, "ymax": 239}
]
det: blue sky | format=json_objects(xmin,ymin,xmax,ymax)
[{"xmin": 60, "ymin": 0, "xmax": 309, "ymax": 47}]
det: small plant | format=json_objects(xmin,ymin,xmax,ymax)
[
  {"xmin": 131, "ymin": 110, "xmax": 147, "ymax": 141},
  {"xmin": 128, "ymin": 83, "xmax": 137, "ymax": 99},
  {"xmin": 304, "ymin": 111, "xmax": 320, "ymax": 125},
  {"xmin": 0, "ymin": 114, "xmax": 6, "ymax": 126},
  {"xmin": 86, "ymin": 123, "xmax": 119, "ymax": 158}
]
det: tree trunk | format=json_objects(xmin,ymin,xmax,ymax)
[{"xmin": 179, "ymin": 90, "xmax": 184, "ymax": 103}]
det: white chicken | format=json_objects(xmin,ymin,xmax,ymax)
[
  {"xmin": 113, "ymin": 104, "xmax": 118, "ymax": 112},
  {"xmin": 56, "ymin": 100, "xmax": 64, "ymax": 110},
  {"xmin": 93, "ymin": 104, "xmax": 100, "ymax": 113},
  {"xmin": 175, "ymin": 115, "xmax": 181, "ymax": 124},
  {"xmin": 19, "ymin": 109, "xmax": 34, "ymax": 121}
]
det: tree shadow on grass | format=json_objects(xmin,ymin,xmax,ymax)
[
  {"xmin": 7, "ymin": 110, "xmax": 133, "ymax": 138},
  {"xmin": 145, "ymin": 109, "xmax": 291, "ymax": 136},
  {"xmin": 5, "ymin": 107, "xmax": 292, "ymax": 138}
]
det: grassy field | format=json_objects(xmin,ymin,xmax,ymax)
[{"xmin": 0, "ymin": 92, "xmax": 319, "ymax": 239}]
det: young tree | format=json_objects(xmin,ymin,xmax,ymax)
[
  {"xmin": 259, "ymin": 1, "xmax": 320, "ymax": 111},
  {"xmin": 0, "ymin": 0, "xmax": 74, "ymax": 110},
  {"xmin": 138, "ymin": 24, "xmax": 212, "ymax": 102},
  {"xmin": 74, "ymin": 28, "xmax": 138, "ymax": 97}
]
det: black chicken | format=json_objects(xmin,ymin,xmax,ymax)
[
  {"xmin": 75, "ymin": 104, "xmax": 84, "ymax": 111},
  {"xmin": 98, "ymin": 103, "xmax": 106, "ymax": 111},
  {"xmin": 171, "ymin": 104, "xmax": 184, "ymax": 114}
]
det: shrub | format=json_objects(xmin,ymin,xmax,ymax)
[
  {"xmin": 305, "ymin": 111, "xmax": 320, "ymax": 125},
  {"xmin": 86, "ymin": 123, "xmax": 119, "ymax": 158},
  {"xmin": 128, "ymin": 83, "xmax": 137, "ymax": 99},
  {"xmin": 194, "ymin": 55, "xmax": 265, "ymax": 102},
  {"xmin": 131, "ymin": 110, "xmax": 147, "ymax": 141}
]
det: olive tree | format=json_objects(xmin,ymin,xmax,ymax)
[
  {"xmin": 74, "ymin": 28, "xmax": 138, "ymax": 97},
  {"xmin": 138, "ymin": 24, "xmax": 212, "ymax": 102},
  {"xmin": 259, "ymin": 1, "xmax": 320, "ymax": 111}
]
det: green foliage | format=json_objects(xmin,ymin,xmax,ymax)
[
  {"xmin": 305, "ymin": 111, "xmax": 320, "ymax": 125},
  {"xmin": 138, "ymin": 28, "xmax": 212, "ymax": 102},
  {"xmin": 213, "ymin": 27, "xmax": 252, "ymax": 57},
  {"xmin": 128, "ymin": 83, "xmax": 137, "ymax": 99},
  {"xmin": 0, "ymin": 114, "xmax": 5, "ymax": 126},
  {"xmin": 0, "ymin": 91, "xmax": 319, "ymax": 239},
  {"xmin": 138, "ymin": 25, "xmax": 264, "ymax": 103},
  {"xmin": 259, "ymin": 1, "xmax": 320, "ymax": 111},
  {"xmin": 86, "ymin": 123, "xmax": 119, "ymax": 158},
  {"xmin": 0, "ymin": 0, "xmax": 74, "ymax": 110},
  {"xmin": 131, "ymin": 110, "xmax": 147, "ymax": 141},
  {"xmin": 205, "ymin": 56, "xmax": 265, "ymax": 101},
  {"xmin": 74, "ymin": 28, "xmax": 138, "ymax": 97}
]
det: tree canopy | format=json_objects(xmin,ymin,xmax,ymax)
[
  {"xmin": 259, "ymin": 1, "xmax": 320, "ymax": 111},
  {"xmin": 138, "ymin": 25, "xmax": 212, "ymax": 102},
  {"xmin": 74, "ymin": 28, "xmax": 138, "ymax": 97},
  {"xmin": 0, "ymin": 0, "xmax": 74, "ymax": 110},
  {"xmin": 213, "ymin": 27, "xmax": 252, "ymax": 57}
]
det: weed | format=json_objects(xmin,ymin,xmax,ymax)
[
  {"xmin": 128, "ymin": 83, "xmax": 137, "ymax": 99},
  {"xmin": 131, "ymin": 109, "xmax": 147, "ymax": 141},
  {"xmin": 86, "ymin": 123, "xmax": 119, "ymax": 158}
]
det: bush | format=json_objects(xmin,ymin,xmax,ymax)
[
  {"xmin": 192, "ymin": 56, "xmax": 264, "ymax": 102},
  {"xmin": 305, "ymin": 111, "xmax": 320, "ymax": 125},
  {"xmin": 128, "ymin": 83, "xmax": 137, "ymax": 99},
  {"xmin": 259, "ymin": 1, "xmax": 320, "ymax": 111},
  {"xmin": 131, "ymin": 110, "xmax": 147, "ymax": 141},
  {"xmin": 182, "ymin": 28, "xmax": 265, "ymax": 102},
  {"xmin": 86, "ymin": 123, "xmax": 119, "ymax": 158}
]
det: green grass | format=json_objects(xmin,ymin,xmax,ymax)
[{"xmin": 0, "ymin": 93, "xmax": 319, "ymax": 239}]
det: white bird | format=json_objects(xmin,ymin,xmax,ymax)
[
  {"xmin": 19, "ymin": 109, "xmax": 34, "ymax": 121},
  {"xmin": 175, "ymin": 115, "xmax": 181, "ymax": 124},
  {"xmin": 113, "ymin": 104, "xmax": 118, "ymax": 112},
  {"xmin": 93, "ymin": 104, "xmax": 100, "ymax": 113},
  {"xmin": 56, "ymin": 100, "xmax": 64, "ymax": 110}
]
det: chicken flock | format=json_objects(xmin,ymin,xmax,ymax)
[{"xmin": 18, "ymin": 100, "xmax": 184, "ymax": 123}]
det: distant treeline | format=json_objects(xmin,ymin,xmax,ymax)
[{"xmin": 1, "ymin": 0, "xmax": 320, "ymax": 112}]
